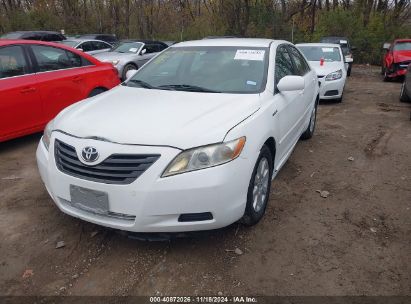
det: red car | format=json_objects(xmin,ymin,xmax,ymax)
[
  {"xmin": 382, "ymin": 39, "xmax": 411, "ymax": 81},
  {"xmin": 0, "ymin": 40, "xmax": 120, "ymax": 142}
]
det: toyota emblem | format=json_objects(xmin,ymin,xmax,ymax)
[{"xmin": 81, "ymin": 146, "xmax": 99, "ymax": 162}]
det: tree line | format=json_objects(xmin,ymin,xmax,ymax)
[{"xmin": 1, "ymin": 0, "xmax": 410, "ymax": 64}]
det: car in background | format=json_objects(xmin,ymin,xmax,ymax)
[
  {"xmin": 400, "ymin": 63, "xmax": 411, "ymax": 103},
  {"xmin": 0, "ymin": 40, "xmax": 120, "ymax": 142},
  {"xmin": 382, "ymin": 39, "xmax": 411, "ymax": 81},
  {"xmin": 60, "ymin": 39, "xmax": 113, "ymax": 55},
  {"xmin": 94, "ymin": 40, "xmax": 169, "ymax": 80},
  {"xmin": 0, "ymin": 31, "xmax": 66, "ymax": 42},
  {"xmin": 297, "ymin": 43, "xmax": 347, "ymax": 102},
  {"xmin": 320, "ymin": 36, "xmax": 355, "ymax": 76},
  {"xmin": 77, "ymin": 34, "xmax": 118, "ymax": 45},
  {"xmin": 36, "ymin": 38, "xmax": 319, "ymax": 233}
]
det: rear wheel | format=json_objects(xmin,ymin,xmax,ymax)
[
  {"xmin": 241, "ymin": 145, "xmax": 273, "ymax": 226},
  {"xmin": 301, "ymin": 99, "xmax": 318, "ymax": 140},
  {"xmin": 400, "ymin": 81, "xmax": 410, "ymax": 102}
]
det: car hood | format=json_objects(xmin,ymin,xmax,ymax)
[
  {"xmin": 308, "ymin": 61, "xmax": 345, "ymax": 76},
  {"xmin": 94, "ymin": 51, "xmax": 135, "ymax": 62},
  {"xmin": 393, "ymin": 50, "xmax": 411, "ymax": 63},
  {"xmin": 54, "ymin": 86, "xmax": 261, "ymax": 150}
]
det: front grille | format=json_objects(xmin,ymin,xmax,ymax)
[{"xmin": 55, "ymin": 140, "xmax": 160, "ymax": 184}]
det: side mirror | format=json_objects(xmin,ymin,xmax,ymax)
[
  {"xmin": 125, "ymin": 69, "xmax": 138, "ymax": 79},
  {"xmin": 345, "ymin": 57, "xmax": 353, "ymax": 63},
  {"xmin": 140, "ymin": 48, "xmax": 147, "ymax": 55},
  {"xmin": 277, "ymin": 76, "xmax": 305, "ymax": 92},
  {"xmin": 382, "ymin": 43, "xmax": 391, "ymax": 50}
]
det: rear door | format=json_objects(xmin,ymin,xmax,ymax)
[
  {"xmin": 29, "ymin": 44, "xmax": 91, "ymax": 122},
  {"xmin": 0, "ymin": 44, "xmax": 44, "ymax": 141}
]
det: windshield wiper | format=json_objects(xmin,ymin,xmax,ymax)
[
  {"xmin": 158, "ymin": 84, "xmax": 221, "ymax": 93},
  {"xmin": 125, "ymin": 79, "xmax": 155, "ymax": 89}
]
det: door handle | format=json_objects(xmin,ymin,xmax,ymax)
[{"xmin": 20, "ymin": 87, "xmax": 36, "ymax": 94}]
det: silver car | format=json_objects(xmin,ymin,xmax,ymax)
[
  {"xmin": 60, "ymin": 39, "xmax": 113, "ymax": 55},
  {"xmin": 94, "ymin": 40, "xmax": 169, "ymax": 80}
]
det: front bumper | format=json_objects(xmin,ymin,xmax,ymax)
[
  {"xmin": 36, "ymin": 132, "xmax": 250, "ymax": 232},
  {"xmin": 318, "ymin": 76, "xmax": 346, "ymax": 99}
]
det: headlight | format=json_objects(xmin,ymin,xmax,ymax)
[
  {"xmin": 111, "ymin": 60, "xmax": 120, "ymax": 66},
  {"xmin": 162, "ymin": 137, "xmax": 246, "ymax": 177},
  {"xmin": 325, "ymin": 69, "xmax": 343, "ymax": 81},
  {"xmin": 42, "ymin": 119, "xmax": 54, "ymax": 150}
]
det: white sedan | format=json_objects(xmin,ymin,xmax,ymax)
[
  {"xmin": 36, "ymin": 38, "xmax": 319, "ymax": 232},
  {"xmin": 297, "ymin": 43, "xmax": 347, "ymax": 102}
]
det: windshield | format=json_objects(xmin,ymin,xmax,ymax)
[
  {"xmin": 60, "ymin": 40, "xmax": 78, "ymax": 47},
  {"xmin": 124, "ymin": 46, "xmax": 269, "ymax": 93},
  {"xmin": 298, "ymin": 46, "xmax": 342, "ymax": 62},
  {"xmin": 394, "ymin": 42, "xmax": 411, "ymax": 51},
  {"xmin": 112, "ymin": 42, "xmax": 142, "ymax": 53}
]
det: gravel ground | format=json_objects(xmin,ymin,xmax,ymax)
[{"xmin": 0, "ymin": 65, "xmax": 410, "ymax": 297}]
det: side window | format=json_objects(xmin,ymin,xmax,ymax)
[
  {"xmin": 93, "ymin": 41, "xmax": 111, "ymax": 50},
  {"xmin": 79, "ymin": 41, "xmax": 94, "ymax": 52},
  {"xmin": 275, "ymin": 46, "xmax": 295, "ymax": 86},
  {"xmin": 31, "ymin": 45, "xmax": 80, "ymax": 72},
  {"xmin": 288, "ymin": 46, "xmax": 310, "ymax": 76},
  {"xmin": 157, "ymin": 43, "xmax": 168, "ymax": 52},
  {"xmin": 144, "ymin": 44, "xmax": 158, "ymax": 54},
  {"xmin": 66, "ymin": 50, "xmax": 82, "ymax": 67},
  {"xmin": 23, "ymin": 33, "xmax": 42, "ymax": 40},
  {"xmin": 0, "ymin": 45, "xmax": 30, "ymax": 79}
]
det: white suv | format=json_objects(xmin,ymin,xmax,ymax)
[{"xmin": 37, "ymin": 38, "xmax": 320, "ymax": 232}]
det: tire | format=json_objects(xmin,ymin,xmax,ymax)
[
  {"xmin": 336, "ymin": 91, "xmax": 344, "ymax": 103},
  {"xmin": 241, "ymin": 145, "xmax": 273, "ymax": 226},
  {"xmin": 347, "ymin": 64, "xmax": 352, "ymax": 77},
  {"xmin": 400, "ymin": 81, "xmax": 410, "ymax": 103},
  {"xmin": 301, "ymin": 98, "xmax": 318, "ymax": 140},
  {"xmin": 122, "ymin": 63, "xmax": 137, "ymax": 80},
  {"xmin": 383, "ymin": 71, "xmax": 391, "ymax": 82},
  {"xmin": 88, "ymin": 88, "xmax": 106, "ymax": 97}
]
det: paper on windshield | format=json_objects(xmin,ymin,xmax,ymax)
[
  {"xmin": 339, "ymin": 40, "xmax": 348, "ymax": 44},
  {"xmin": 234, "ymin": 50, "xmax": 265, "ymax": 61},
  {"xmin": 129, "ymin": 48, "xmax": 138, "ymax": 52},
  {"xmin": 322, "ymin": 48, "xmax": 334, "ymax": 52}
]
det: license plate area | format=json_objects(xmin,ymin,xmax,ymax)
[{"xmin": 70, "ymin": 185, "xmax": 109, "ymax": 215}]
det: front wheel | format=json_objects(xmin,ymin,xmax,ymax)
[
  {"xmin": 241, "ymin": 145, "xmax": 273, "ymax": 226},
  {"xmin": 122, "ymin": 63, "xmax": 137, "ymax": 80}
]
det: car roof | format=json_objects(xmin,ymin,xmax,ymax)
[
  {"xmin": 296, "ymin": 43, "xmax": 341, "ymax": 48},
  {"xmin": 173, "ymin": 38, "xmax": 283, "ymax": 48},
  {"xmin": 119, "ymin": 39, "xmax": 165, "ymax": 44}
]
